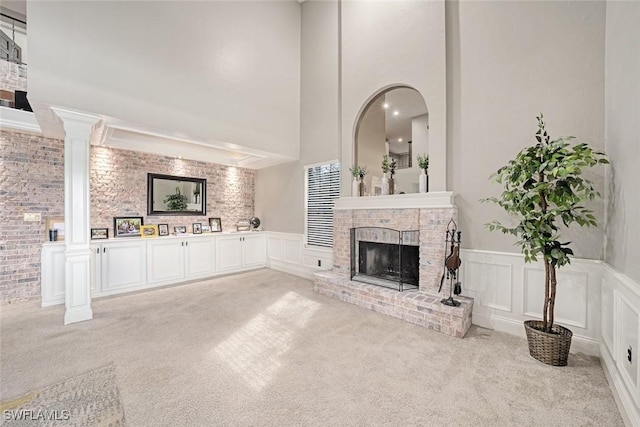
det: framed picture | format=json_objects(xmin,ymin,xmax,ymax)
[
  {"xmin": 46, "ymin": 217, "xmax": 65, "ymax": 241},
  {"xmin": 174, "ymin": 226, "xmax": 187, "ymax": 234},
  {"xmin": 114, "ymin": 216, "xmax": 143, "ymax": 238},
  {"xmin": 158, "ymin": 223, "xmax": 169, "ymax": 236},
  {"xmin": 140, "ymin": 225, "xmax": 158, "ymax": 238},
  {"xmin": 201, "ymin": 225, "xmax": 211, "ymax": 233},
  {"xmin": 91, "ymin": 228, "xmax": 109, "ymax": 240},
  {"xmin": 193, "ymin": 223, "xmax": 202, "ymax": 234},
  {"xmin": 209, "ymin": 217, "xmax": 222, "ymax": 232}
]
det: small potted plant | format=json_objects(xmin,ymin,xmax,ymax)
[
  {"xmin": 484, "ymin": 114, "xmax": 608, "ymax": 366},
  {"xmin": 381, "ymin": 156, "xmax": 391, "ymax": 195},
  {"xmin": 349, "ymin": 165, "xmax": 367, "ymax": 197},
  {"xmin": 417, "ymin": 153, "xmax": 429, "ymax": 193},
  {"xmin": 381, "ymin": 155, "xmax": 397, "ymax": 195}
]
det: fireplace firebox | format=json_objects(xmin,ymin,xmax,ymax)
[{"xmin": 350, "ymin": 227, "xmax": 419, "ymax": 291}]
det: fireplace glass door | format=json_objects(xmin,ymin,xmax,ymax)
[{"xmin": 350, "ymin": 227, "xmax": 419, "ymax": 291}]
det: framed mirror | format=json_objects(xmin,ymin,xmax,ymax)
[
  {"xmin": 355, "ymin": 86, "xmax": 428, "ymax": 195},
  {"xmin": 147, "ymin": 173, "xmax": 206, "ymax": 216}
]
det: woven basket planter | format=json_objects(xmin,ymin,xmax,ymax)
[{"xmin": 524, "ymin": 320, "xmax": 573, "ymax": 366}]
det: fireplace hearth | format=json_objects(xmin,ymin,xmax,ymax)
[{"xmin": 312, "ymin": 193, "xmax": 474, "ymax": 338}]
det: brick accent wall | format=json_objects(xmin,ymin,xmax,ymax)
[
  {"xmin": 0, "ymin": 130, "xmax": 64, "ymax": 304},
  {"xmin": 91, "ymin": 147, "xmax": 255, "ymax": 233},
  {"xmin": 0, "ymin": 131, "xmax": 256, "ymax": 305}
]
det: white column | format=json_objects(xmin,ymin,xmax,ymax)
[{"xmin": 51, "ymin": 108, "xmax": 100, "ymax": 325}]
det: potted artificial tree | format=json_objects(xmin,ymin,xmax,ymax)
[
  {"xmin": 485, "ymin": 114, "xmax": 608, "ymax": 366},
  {"xmin": 349, "ymin": 166, "xmax": 367, "ymax": 197},
  {"xmin": 417, "ymin": 154, "xmax": 429, "ymax": 193}
]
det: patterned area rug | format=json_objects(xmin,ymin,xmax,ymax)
[{"xmin": 0, "ymin": 364, "xmax": 126, "ymax": 426}]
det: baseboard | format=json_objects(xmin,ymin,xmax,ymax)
[
  {"xmin": 42, "ymin": 299, "xmax": 64, "ymax": 307},
  {"xmin": 601, "ymin": 344, "xmax": 639, "ymax": 427},
  {"xmin": 267, "ymin": 259, "xmax": 322, "ymax": 280},
  {"xmin": 472, "ymin": 311, "xmax": 601, "ymax": 357}
]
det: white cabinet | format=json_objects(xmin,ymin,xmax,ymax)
[
  {"xmin": 147, "ymin": 236, "xmax": 215, "ymax": 285},
  {"xmin": 216, "ymin": 233, "xmax": 266, "ymax": 274},
  {"xmin": 42, "ymin": 232, "xmax": 264, "ymax": 305},
  {"xmin": 184, "ymin": 236, "xmax": 215, "ymax": 279},
  {"xmin": 242, "ymin": 233, "xmax": 267, "ymax": 268},
  {"xmin": 94, "ymin": 240, "xmax": 147, "ymax": 293},
  {"xmin": 216, "ymin": 235, "xmax": 243, "ymax": 273},
  {"xmin": 147, "ymin": 239, "xmax": 185, "ymax": 284}
]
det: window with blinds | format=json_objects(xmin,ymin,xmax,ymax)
[{"xmin": 305, "ymin": 161, "xmax": 340, "ymax": 248}]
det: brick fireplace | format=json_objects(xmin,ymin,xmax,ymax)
[{"xmin": 313, "ymin": 192, "xmax": 473, "ymax": 337}]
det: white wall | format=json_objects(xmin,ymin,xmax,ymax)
[
  {"xmin": 446, "ymin": 0, "xmax": 606, "ymax": 259},
  {"xmin": 604, "ymin": 0, "xmax": 640, "ymax": 284},
  {"xmin": 255, "ymin": 0, "xmax": 340, "ymax": 234},
  {"xmin": 27, "ymin": 1, "xmax": 300, "ymax": 159},
  {"xmin": 340, "ymin": 0, "xmax": 447, "ymax": 196}
]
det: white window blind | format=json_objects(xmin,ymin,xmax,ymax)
[{"xmin": 306, "ymin": 162, "xmax": 340, "ymax": 248}]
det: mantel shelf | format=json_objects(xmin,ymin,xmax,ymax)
[{"xmin": 334, "ymin": 192, "xmax": 456, "ymax": 210}]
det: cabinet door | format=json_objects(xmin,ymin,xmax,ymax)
[
  {"xmin": 242, "ymin": 234, "xmax": 266, "ymax": 269},
  {"xmin": 101, "ymin": 241, "xmax": 147, "ymax": 291},
  {"xmin": 184, "ymin": 237, "xmax": 215, "ymax": 279},
  {"xmin": 147, "ymin": 239, "xmax": 185, "ymax": 284},
  {"xmin": 215, "ymin": 235, "xmax": 243, "ymax": 273}
]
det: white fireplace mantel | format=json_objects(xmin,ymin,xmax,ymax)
[{"xmin": 334, "ymin": 192, "xmax": 456, "ymax": 210}]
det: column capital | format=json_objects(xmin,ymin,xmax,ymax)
[{"xmin": 50, "ymin": 107, "xmax": 101, "ymax": 138}]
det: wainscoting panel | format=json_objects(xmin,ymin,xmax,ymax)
[
  {"xmin": 460, "ymin": 249, "xmax": 602, "ymax": 356},
  {"xmin": 265, "ymin": 232, "xmax": 332, "ymax": 279},
  {"xmin": 283, "ymin": 236, "xmax": 302, "ymax": 265},
  {"xmin": 464, "ymin": 260, "xmax": 512, "ymax": 312},
  {"xmin": 601, "ymin": 264, "xmax": 640, "ymax": 426},
  {"xmin": 523, "ymin": 267, "xmax": 589, "ymax": 329},
  {"xmin": 267, "ymin": 235, "xmax": 283, "ymax": 261}
]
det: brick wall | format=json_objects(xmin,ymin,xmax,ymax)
[
  {"xmin": 0, "ymin": 130, "xmax": 64, "ymax": 304},
  {"xmin": 91, "ymin": 146, "xmax": 255, "ymax": 233},
  {"xmin": 0, "ymin": 61, "xmax": 27, "ymax": 92},
  {"xmin": 332, "ymin": 206, "xmax": 457, "ymax": 293},
  {"xmin": 1, "ymin": 130, "xmax": 256, "ymax": 305}
]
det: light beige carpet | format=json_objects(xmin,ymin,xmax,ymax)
[{"xmin": 0, "ymin": 269, "xmax": 624, "ymax": 426}]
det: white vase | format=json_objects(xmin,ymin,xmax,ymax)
[
  {"xmin": 381, "ymin": 173, "xmax": 389, "ymax": 195},
  {"xmin": 419, "ymin": 170, "xmax": 428, "ymax": 193},
  {"xmin": 352, "ymin": 177, "xmax": 360, "ymax": 197}
]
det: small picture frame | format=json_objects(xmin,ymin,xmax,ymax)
[
  {"xmin": 158, "ymin": 224, "xmax": 169, "ymax": 236},
  {"xmin": 114, "ymin": 216, "xmax": 143, "ymax": 238},
  {"xmin": 174, "ymin": 226, "xmax": 187, "ymax": 234},
  {"xmin": 140, "ymin": 225, "xmax": 158, "ymax": 238},
  {"xmin": 91, "ymin": 228, "xmax": 109, "ymax": 240},
  {"xmin": 192, "ymin": 223, "xmax": 202, "ymax": 234},
  {"xmin": 46, "ymin": 217, "xmax": 65, "ymax": 241},
  {"xmin": 209, "ymin": 217, "xmax": 222, "ymax": 232},
  {"xmin": 201, "ymin": 225, "xmax": 211, "ymax": 233}
]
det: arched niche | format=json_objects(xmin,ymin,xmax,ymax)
[{"xmin": 353, "ymin": 86, "xmax": 429, "ymax": 195}]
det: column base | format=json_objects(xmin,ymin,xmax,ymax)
[{"xmin": 64, "ymin": 307, "xmax": 93, "ymax": 325}]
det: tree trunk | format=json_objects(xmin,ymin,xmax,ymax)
[
  {"xmin": 548, "ymin": 263, "xmax": 557, "ymax": 332},
  {"xmin": 543, "ymin": 258, "xmax": 550, "ymax": 331}
]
